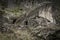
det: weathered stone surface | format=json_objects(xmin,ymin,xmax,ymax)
[{"xmin": 1, "ymin": 1, "xmax": 60, "ymax": 40}]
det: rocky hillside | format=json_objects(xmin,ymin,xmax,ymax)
[{"xmin": 0, "ymin": 0, "xmax": 60, "ymax": 40}]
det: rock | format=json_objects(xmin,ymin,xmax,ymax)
[{"xmin": 47, "ymin": 30, "xmax": 60, "ymax": 40}]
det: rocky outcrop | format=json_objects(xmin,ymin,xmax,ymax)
[
  {"xmin": 0, "ymin": 1, "xmax": 60, "ymax": 40},
  {"xmin": 13, "ymin": 2, "xmax": 60, "ymax": 40}
]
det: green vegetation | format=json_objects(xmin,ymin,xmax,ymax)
[{"xmin": 4, "ymin": 7, "xmax": 24, "ymax": 17}]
